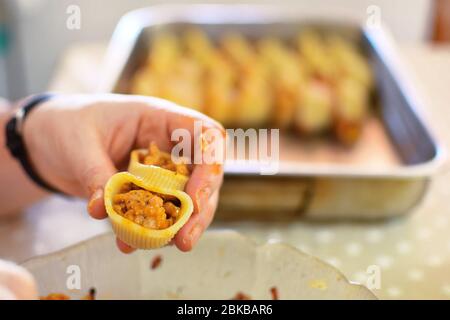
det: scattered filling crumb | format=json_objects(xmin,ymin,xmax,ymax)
[
  {"xmin": 151, "ymin": 255, "xmax": 163, "ymax": 270},
  {"xmin": 231, "ymin": 292, "xmax": 252, "ymax": 300},
  {"xmin": 309, "ymin": 279, "xmax": 328, "ymax": 290},
  {"xmin": 40, "ymin": 288, "xmax": 96, "ymax": 300},
  {"xmin": 139, "ymin": 142, "xmax": 190, "ymax": 176},
  {"xmin": 40, "ymin": 293, "xmax": 70, "ymax": 300},
  {"xmin": 270, "ymin": 286, "xmax": 279, "ymax": 300},
  {"xmin": 113, "ymin": 182, "xmax": 181, "ymax": 230}
]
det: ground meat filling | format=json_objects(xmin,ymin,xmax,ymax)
[
  {"xmin": 113, "ymin": 182, "xmax": 181, "ymax": 230},
  {"xmin": 139, "ymin": 142, "xmax": 190, "ymax": 176},
  {"xmin": 40, "ymin": 288, "xmax": 96, "ymax": 300}
]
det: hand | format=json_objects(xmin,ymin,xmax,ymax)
[
  {"xmin": 23, "ymin": 94, "xmax": 224, "ymax": 253},
  {"xmin": 0, "ymin": 260, "xmax": 37, "ymax": 300}
]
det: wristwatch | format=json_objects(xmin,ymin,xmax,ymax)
[{"xmin": 5, "ymin": 93, "xmax": 59, "ymax": 193}]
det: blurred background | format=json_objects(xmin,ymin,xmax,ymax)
[
  {"xmin": 0, "ymin": 0, "xmax": 448, "ymax": 100},
  {"xmin": 1, "ymin": 0, "xmax": 450, "ymax": 300}
]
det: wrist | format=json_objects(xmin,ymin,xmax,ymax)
[{"xmin": 5, "ymin": 93, "xmax": 60, "ymax": 193}]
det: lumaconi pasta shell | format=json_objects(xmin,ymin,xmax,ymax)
[
  {"xmin": 104, "ymin": 172, "xmax": 193, "ymax": 249},
  {"xmin": 128, "ymin": 149, "xmax": 189, "ymax": 192}
]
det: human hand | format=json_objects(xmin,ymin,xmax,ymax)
[
  {"xmin": 22, "ymin": 94, "xmax": 224, "ymax": 253},
  {"xmin": 0, "ymin": 260, "xmax": 37, "ymax": 300}
]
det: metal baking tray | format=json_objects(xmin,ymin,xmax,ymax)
[{"xmin": 100, "ymin": 4, "xmax": 444, "ymax": 220}]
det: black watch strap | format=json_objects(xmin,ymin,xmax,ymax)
[{"xmin": 5, "ymin": 93, "xmax": 60, "ymax": 193}]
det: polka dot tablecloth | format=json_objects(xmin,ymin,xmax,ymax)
[
  {"xmin": 215, "ymin": 195, "xmax": 450, "ymax": 299},
  {"xmin": 0, "ymin": 44, "xmax": 449, "ymax": 300},
  {"xmin": 214, "ymin": 45, "xmax": 450, "ymax": 299}
]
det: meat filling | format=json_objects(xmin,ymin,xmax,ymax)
[
  {"xmin": 113, "ymin": 182, "xmax": 181, "ymax": 230},
  {"xmin": 139, "ymin": 142, "xmax": 190, "ymax": 176}
]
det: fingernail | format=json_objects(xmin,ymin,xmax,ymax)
[
  {"xmin": 189, "ymin": 224, "xmax": 203, "ymax": 247},
  {"xmin": 87, "ymin": 189, "xmax": 102, "ymax": 214}
]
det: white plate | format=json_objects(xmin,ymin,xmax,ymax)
[{"xmin": 22, "ymin": 231, "xmax": 376, "ymax": 300}]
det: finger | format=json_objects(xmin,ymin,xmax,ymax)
[
  {"xmin": 81, "ymin": 151, "xmax": 116, "ymax": 195},
  {"xmin": 87, "ymin": 189, "xmax": 107, "ymax": 219},
  {"xmin": 115, "ymin": 238, "xmax": 136, "ymax": 254},
  {"xmin": 174, "ymin": 190, "xmax": 219, "ymax": 252},
  {"xmin": 74, "ymin": 137, "xmax": 116, "ymax": 219},
  {"xmin": 0, "ymin": 260, "xmax": 38, "ymax": 300},
  {"xmin": 170, "ymin": 118, "xmax": 223, "ymax": 252},
  {"xmin": 185, "ymin": 163, "xmax": 223, "ymax": 222},
  {"xmin": 128, "ymin": 99, "xmax": 225, "ymax": 251},
  {"xmin": 133, "ymin": 98, "xmax": 222, "ymax": 152},
  {"xmin": 137, "ymin": 98, "xmax": 225, "ymax": 152}
]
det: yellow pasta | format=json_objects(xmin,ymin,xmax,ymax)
[
  {"xmin": 127, "ymin": 29, "xmax": 375, "ymax": 144},
  {"xmin": 148, "ymin": 33, "xmax": 181, "ymax": 76},
  {"xmin": 130, "ymin": 68, "xmax": 160, "ymax": 96},
  {"xmin": 157, "ymin": 56, "xmax": 204, "ymax": 111},
  {"xmin": 328, "ymin": 35, "xmax": 373, "ymax": 89},
  {"xmin": 184, "ymin": 28, "xmax": 215, "ymax": 64},
  {"xmin": 128, "ymin": 149, "xmax": 189, "ymax": 191},
  {"xmin": 104, "ymin": 144, "xmax": 193, "ymax": 249},
  {"xmin": 221, "ymin": 33, "xmax": 256, "ymax": 69},
  {"xmin": 297, "ymin": 30, "xmax": 338, "ymax": 82},
  {"xmin": 259, "ymin": 38, "xmax": 307, "ymax": 128},
  {"xmin": 294, "ymin": 80, "xmax": 333, "ymax": 134},
  {"xmin": 105, "ymin": 172, "xmax": 193, "ymax": 249},
  {"xmin": 234, "ymin": 60, "xmax": 272, "ymax": 127},
  {"xmin": 203, "ymin": 51, "xmax": 236, "ymax": 125},
  {"xmin": 333, "ymin": 77, "xmax": 369, "ymax": 145}
]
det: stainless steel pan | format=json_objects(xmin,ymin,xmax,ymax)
[{"xmin": 100, "ymin": 4, "xmax": 444, "ymax": 220}]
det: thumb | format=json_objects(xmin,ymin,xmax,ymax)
[{"xmin": 74, "ymin": 143, "xmax": 116, "ymax": 220}]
